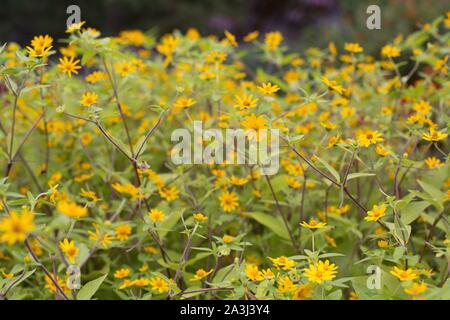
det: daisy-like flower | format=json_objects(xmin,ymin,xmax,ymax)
[
  {"xmin": 357, "ymin": 130, "xmax": 384, "ymax": 147},
  {"xmin": 218, "ymin": 190, "xmax": 239, "ymax": 212},
  {"xmin": 422, "ymin": 128, "xmax": 448, "ymax": 142},
  {"xmin": 224, "ymin": 30, "xmax": 238, "ymax": 47},
  {"xmin": 234, "ymin": 94, "xmax": 258, "ymax": 110},
  {"xmin": 344, "ymin": 42, "xmax": 363, "ymax": 53},
  {"xmin": 404, "ymin": 282, "xmax": 427, "ymax": 296},
  {"xmin": 193, "ymin": 212, "xmax": 207, "ymax": 222},
  {"xmin": 59, "ymin": 239, "xmax": 79, "ymax": 264},
  {"xmin": 173, "ymin": 97, "xmax": 196, "ymax": 109},
  {"xmin": 245, "ymin": 264, "xmax": 263, "ymax": 281},
  {"xmin": 0, "ymin": 208, "xmax": 36, "ymax": 245},
  {"xmin": 264, "ymin": 31, "xmax": 283, "ymax": 51},
  {"xmin": 66, "ymin": 21, "xmax": 86, "ymax": 33},
  {"xmin": 321, "ymin": 76, "xmax": 345, "ymax": 95},
  {"xmin": 304, "ymin": 260, "xmax": 338, "ymax": 283},
  {"xmin": 375, "ymin": 144, "xmax": 390, "ymax": 157},
  {"xmin": 190, "ymin": 268, "xmax": 213, "ymax": 281},
  {"xmin": 365, "ymin": 204, "xmax": 386, "ymax": 222},
  {"xmin": 57, "ymin": 56, "xmax": 81, "ymax": 77},
  {"xmin": 390, "ymin": 266, "xmax": 419, "ymax": 281},
  {"xmin": 300, "ymin": 219, "xmax": 327, "ymax": 229},
  {"xmin": 244, "ymin": 31, "xmax": 259, "ymax": 42},
  {"xmin": 268, "ymin": 256, "xmax": 295, "ymax": 270},
  {"xmin": 80, "ymin": 92, "xmax": 98, "ymax": 107},
  {"xmin": 57, "ymin": 200, "xmax": 88, "ymax": 219},
  {"xmin": 257, "ymin": 82, "xmax": 280, "ymax": 96},
  {"xmin": 115, "ymin": 224, "xmax": 132, "ymax": 241},
  {"xmin": 293, "ymin": 284, "xmax": 313, "ymax": 300},
  {"xmin": 424, "ymin": 157, "xmax": 444, "ymax": 169},
  {"xmin": 222, "ymin": 235, "xmax": 233, "ymax": 243},
  {"xmin": 149, "ymin": 277, "xmax": 170, "ymax": 293},
  {"xmin": 148, "ymin": 209, "xmax": 165, "ymax": 222},
  {"xmin": 381, "ymin": 44, "xmax": 401, "ymax": 58},
  {"xmin": 114, "ymin": 268, "xmax": 130, "ymax": 279}
]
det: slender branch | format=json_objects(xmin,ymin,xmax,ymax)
[{"xmin": 24, "ymin": 238, "xmax": 69, "ymax": 300}]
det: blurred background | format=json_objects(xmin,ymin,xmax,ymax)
[{"xmin": 1, "ymin": 0, "xmax": 449, "ymax": 53}]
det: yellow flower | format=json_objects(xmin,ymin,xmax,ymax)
[
  {"xmin": 149, "ymin": 277, "xmax": 170, "ymax": 293},
  {"xmin": 293, "ymin": 283, "xmax": 313, "ymax": 300},
  {"xmin": 241, "ymin": 114, "xmax": 267, "ymax": 138},
  {"xmin": 277, "ymin": 276, "xmax": 297, "ymax": 294},
  {"xmin": 148, "ymin": 209, "xmax": 165, "ymax": 222},
  {"xmin": 325, "ymin": 235, "xmax": 337, "ymax": 247},
  {"xmin": 365, "ymin": 204, "xmax": 386, "ymax": 222},
  {"xmin": 173, "ymin": 97, "xmax": 196, "ymax": 109},
  {"xmin": 257, "ymin": 82, "xmax": 280, "ymax": 96},
  {"xmin": 112, "ymin": 182, "xmax": 144, "ymax": 201},
  {"xmin": 85, "ymin": 71, "xmax": 106, "ymax": 84},
  {"xmin": 57, "ymin": 56, "xmax": 81, "ymax": 77},
  {"xmin": 229, "ymin": 175, "xmax": 248, "ymax": 186},
  {"xmin": 66, "ymin": 21, "xmax": 86, "ymax": 33},
  {"xmin": 193, "ymin": 212, "xmax": 208, "ymax": 222},
  {"xmin": 404, "ymin": 282, "xmax": 427, "ymax": 296},
  {"xmin": 375, "ymin": 144, "xmax": 390, "ymax": 157},
  {"xmin": 115, "ymin": 224, "xmax": 132, "ymax": 241},
  {"xmin": 59, "ymin": 239, "xmax": 79, "ymax": 264},
  {"xmin": 119, "ymin": 30, "xmax": 146, "ymax": 46},
  {"xmin": 327, "ymin": 133, "xmax": 341, "ymax": 148},
  {"xmin": 119, "ymin": 279, "xmax": 135, "ymax": 290},
  {"xmin": 422, "ymin": 128, "xmax": 448, "ymax": 142},
  {"xmin": 357, "ymin": 130, "xmax": 384, "ymax": 147},
  {"xmin": 0, "ymin": 208, "xmax": 36, "ymax": 245},
  {"xmin": 268, "ymin": 256, "xmax": 295, "ymax": 270},
  {"xmin": 80, "ymin": 92, "xmax": 98, "ymax": 107},
  {"xmin": 222, "ymin": 235, "xmax": 233, "ymax": 243},
  {"xmin": 114, "ymin": 268, "xmax": 130, "ymax": 279},
  {"xmin": 424, "ymin": 157, "xmax": 444, "ymax": 169},
  {"xmin": 224, "ymin": 30, "xmax": 238, "ymax": 47},
  {"xmin": 413, "ymin": 100, "xmax": 432, "ymax": 115},
  {"xmin": 378, "ymin": 240, "xmax": 389, "ymax": 248},
  {"xmin": 321, "ymin": 76, "xmax": 345, "ymax": 95},
  {"xmin": 264, "ymin": 31, "xmax": 283, "ymax": 51},
  {"xmin": 30, "ymin": 34, "xmax": 53, "ymax": 50},
  {"xmin": 344, "ymin": 42, "xmax": 363, "ymax": 53},
  {"xmin": 304, "ymin": 260, "xmax": 338, "ymax": 283},
  {"xmin": 390, "ymin": 266, "xmax": 418, "ymax": 281},
  {"xmin": 158, "ymin": 186, "xmax": 179, "ymax": 201},
  {"xmin": 381, "ymin": 44, "xmax": 401, "ymax": 58},
  {"xmin": 44, "ymin": 275, "xmax": 70, "ymax": 294},
  {"xmin": 218, "ymin": 190, "xmax": 239, "ymax": 212},
  {"xmin": 206, "ymin": 51, "xmax": 227, "ymax": 64},
  {"xmin": 80, "ymin": 188, "xmax": 100, "ymax": 202},
  {"xmin": 244, "ymin": 31, "xmax": 259, "ymax": 42},
  {"xmin": 245, "ymin": 264, "xmax": 263, "ymax": 281},
  {"xmin": 57, "ymin": 200, "xmax": 88, "ymax": 219},
  {"xmin": 190, "ymin": 268, "xmax": 213, "ymax": 281},
  {"xmin": 114, "ymin": 61, "xmax": 136, "ymax": 77},
  {"xmin": 88, "ymin": 228, "xmax": 113, "ymax": 248},
  {"xmin": 234, "ymin": 94, "xmax": 258, "ymax": 110},
  {"xmin": 300, "ymin": 219, "xmax": 327, "ymax": 229}
]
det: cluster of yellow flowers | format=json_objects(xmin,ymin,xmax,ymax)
[{"xmin": 0, "ymin": 12, "xmax": 448, "ymax": 300}]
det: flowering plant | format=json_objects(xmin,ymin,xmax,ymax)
[{"xmin": 0, "ymin": 13, "xmax": 449, "ymax": 300}]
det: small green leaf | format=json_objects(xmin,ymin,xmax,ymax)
[{"xmin": 77, "ymin": 273, "xmax": 108, "ymax": 300}]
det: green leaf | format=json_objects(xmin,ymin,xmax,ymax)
[
  {"xmin": 314, "ymin": 156, "xmax": 340, "ymax": 183},
  {"xmin": 393, "ymin": 246, "xmax": 405, "ymax": 261},
  {"xmin": 346, "ymin": 173, "xmax": 375, "ymax": 181},
  {"xmin": 418, "ymin": 180, "xmax": 444, "ymax": 203},
  {"xmin": 243, "ymin": 212, "xmax": 289, "ymax": 241},
  {"xmin": 77, "ymin": 273, "xmax": 108, "ymax": 300},
  {"xmin": 400, "ymin": 201, "xmax": 429, "ymax": 224}
]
